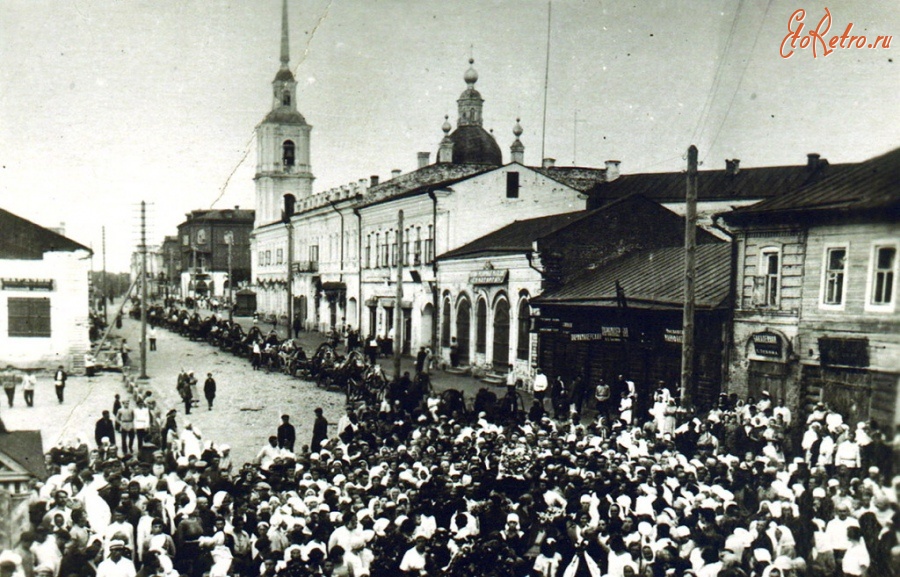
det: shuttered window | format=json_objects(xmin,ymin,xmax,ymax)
[{"xmin": 8, "ymin": 297, "xmax": 51, "ymax": 337}]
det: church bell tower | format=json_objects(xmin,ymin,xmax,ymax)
[{"xmin": 254, "ymin": 0, "xmax": 314, "ymax": 227}]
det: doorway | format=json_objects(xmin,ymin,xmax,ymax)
[{"xmin": 456, "ymin": 298, "xmax": 471, "ymax": 366}]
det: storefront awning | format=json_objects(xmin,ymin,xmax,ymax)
[{"xmin": 321, "ymin": 281, "xmax": 346, "ymax": 292}]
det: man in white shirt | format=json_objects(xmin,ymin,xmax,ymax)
[
  {"xmin": 532, "ymin": 368, "xmax": 548, "ymax": 406},
  {"xmin": 96, "ymin": 540, "xmax": 136, "ymax": 577},
  {"xmin": 399, "ymin": 535, "xmax": 429, "ymax": 574},
  {"xmin": 133, "ymin": 400, "xmax": 151, "ymax": 451}
]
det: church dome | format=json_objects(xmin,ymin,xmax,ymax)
[
  {"xmin": 275, "ymin": 68, "xmax": 296, "ymax": 82},
  {"xmin": 264, "ymin": 109, "xmax": 308, "ymax": 125},
  {"xmin": 446, "ymin": 125, "xmax": 502, "ymax": 165}
]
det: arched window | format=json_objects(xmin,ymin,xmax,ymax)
[
  {"xmin": 441, "ymin": 298, "xmax": 451, "ymax": 346},
  {"xmin": 282, "ymin": 140, "xmax": 295, "ymax": 167},
  {"xmin": 282, "ymin": 90, "xmax": 291, "ymax": 106},
  {"xmin": 475, "ymin": 298, "xmax": 487, "ymax": 354},
  {"xmin": 517, "ymin": 299, "xmax": 530, "ymax": 360}
]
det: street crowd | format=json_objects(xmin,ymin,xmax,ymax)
[{"xmin": 1, "ymin": 361, "xmax": 899, "ymax": 577}]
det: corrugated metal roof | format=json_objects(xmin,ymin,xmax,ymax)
[
  {"xmin": 534, "ymin": 243, "xmax": 732, "ymax": 310},
  {"xmin": 532, "ymin": 166, "xmax": 608, "ymax": 192},
  {"xmin": 722, "ymin": 146, "xmax": 900, "ymax": 222},
  {"xmin": 438, "ymin": 211, "xmax": 586, "ymax": 261},
  {"xmin": 587, "ymin": 160, "xmax": 851, "ymax": 206},
  {"xmin": 358, "ymin": 164, "xmax": 494, "ymax": 207},
  {"xmin": 0, "ymin": 208, "xmax": 91, "ymax": 260}
]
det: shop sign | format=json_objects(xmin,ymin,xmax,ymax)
[
  {"xmin": 570, "ymin": 326, "xmax": 629, "ymax": 342},
  {"xmin": 819, "ymin": 337, "xmax": 869, "ymax": 368},
  {"xmin": 752, "ymin": 331, "xmax": 783, "ymax": 358},
  {"xmin": 1, "ymin": 278, "xmax": 54, "ymax": 291},
  {"xmin": 469, "ymin": 269, "xmax": 508, "ymax": 285},
  {"xmin": 664, "ymin": 328, "xmax": 683, "ymax": 344}
]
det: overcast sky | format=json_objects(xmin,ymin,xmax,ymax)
[{"xmin": 1, "ymin": 0, "xmax": 897, "ymax": 271}]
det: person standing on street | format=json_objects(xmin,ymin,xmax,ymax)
[
  {"xmin": 149, "ymin": 327, "xmax": 158, "ymax": 351},
  {"xmin": 311, "ymin": 408, "xmax": 328, "ymax": 453},
  {"xmin": 116, "ymin": 400, "xmax": 135, "ymax": 455},
  {"xmin": 204, "ymin": 373, "xmax": 217, "ymax": 411},
  {"xmin": 532, "ymin": 367, "xmax": 548, "ymax": 408},
  {"xmin": 277, "ymin": 414, "xmax": 296, "ymax": 452},
  {"xmin": 134, "ymin": 399, "xmax": 151, "ymax": 451},
  {"xmin": 22, "ymin": 371, "xmax": 35, "ymax": 407},
  {"xmin": 95, "ymin": 410, "xmax": 116, "ymax": 449},
  {"xmin": 3, "ymin": 369, "xmax": 16, "ymax": 408},
  {"xmin": 187, "ymin": 371, "xmax": 199, "ymax": 408},
  {"xmin": 119, "ymin": 339, "xmax": 130, "ymax": 367},
  {"xmin": 54, "ymin": 365, "xmax": 67, "ymax": 404}
]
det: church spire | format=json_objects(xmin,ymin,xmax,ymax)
[
  {"xmin": 280, "ymin": 0, "xmax": 290, "ymax": 69},
  {"xmin": 457, "ymin": 58, "xmax": 484, "ymax": 127}
]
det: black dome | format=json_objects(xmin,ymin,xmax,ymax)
[
  {"xmin": 264, "ymin": 109, "xmax": 308, "ymax": 125},
  {"xmin": 445, "ymin": 125, "xmax": 502, "ymax": 165},
  {"xmin": 274, "ymin": 68, "xmax": 295, "ymax": 82}
]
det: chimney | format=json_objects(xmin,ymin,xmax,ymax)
[
  {"xmin": 725, "ymin": 158, "xmax": 740, "ymax": 176},
  {"xmin": 417, "ymin": 152, "xmax": 430, "ymax": 169},
  {"xmin": 234, "ymin": 205, "xmax": 240, "ymax": 210},
  {"xmin": 807, "ymin": 153, "xmax": 821, "ymax": 169},
  {"xmin": 605, "ymin": 160, "xmax": 621, "ymax": 181},
  {"xmin": 391, "ymin": 169, "xmax": 402, "ymax": 180},
  {"xmin": 358, "ymin": 178, "xmax": 368, "ymax": 195},
  {"xmin": 542, "ymin": 157, "xmax": 556, "ymax": 169},
  {"xmin": 370, "ymin": 175, "xmax": 380, "ymax": 187}
]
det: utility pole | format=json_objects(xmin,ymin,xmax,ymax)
[
  {"xmin": 284, "ymin": 196, "xmax": 294, "ymax": 340},
  {"xmin": 681, "ymin": 145, "xmax": 698, "ymax": 408},
  {"xmin": 102, "ymin": 226, "xmax": 108, "ymax": 324},
  {"xmin": 139, "ymin": 201, "xmax": 149, "ymax": 379},
  {"xmin": 393, "ymin": 210, "xmax": 404, "ymax": 380},
  {"xmin": 225, "ymin": 231, "xmax": 234, "ymax": 322}
]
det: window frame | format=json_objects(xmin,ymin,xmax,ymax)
[
  {"xmin": 8, "ymin": 297, "xmax": 51, "ymax": 338},
  {"xmin": 516, "ymin": 298, "xmax": 531, "ymax": 360},
  {"xmin": 820, "ymin": 243, "xmax": 849, "ymax": 310},
  {"xmin": 865, "ymin": 240, "xmax": 898, "ymax": 312},
  {"xmin": 758, "ymin": 246, "xmax": 781, "ymax": 308},
  {"xmin": 276, "ymin": 248, "xmax": 284, "ymax": 265},
  {"xmin": 506, "ymin": 171, "xmax": 520, "ymax": 199}
]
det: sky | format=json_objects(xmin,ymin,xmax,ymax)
[{"xmin": 1, "ymin": 0, "xmax": 898, "ymax": 272}]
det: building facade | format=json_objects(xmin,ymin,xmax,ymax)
[
  {"xmin": 176, "ymin": 207, "xmax": 254, "ymax": 299},
  {"xmin": 0, "ymin": 208, "xmax": 92, "ymax": 370},
  {"xmin": 720, "ymin": 147, "xmax": 900, "ymax": 426}
]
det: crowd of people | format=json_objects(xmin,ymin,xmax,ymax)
[{"xmin": 2, "ymin": 359, "xmax": 899, "ymax": 577}]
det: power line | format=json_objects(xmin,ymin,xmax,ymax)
[
  {"xmin": 689, "ymin": 0, "xmax": 744, "ymax": 146},
  {"xmin": 705, "ymin": 0, "xmax": 773, "ymax": 161}
]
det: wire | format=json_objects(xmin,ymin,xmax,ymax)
[
  {"xmin": 704, "ymin": 0, "xmax": 773, "ymax": 161},
  {"xmin": 689, "ymin": 0, "xmax": 744, "ymax": 146}
]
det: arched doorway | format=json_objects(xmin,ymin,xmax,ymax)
[
  {"xmin": 493, "ymin": 299, "xmax": 510, "ymax": 372},
  {"xmin": 420, "ymin": 303, "xmax": 434, "ymax": 349},
  {"xmin": 347, "ymin": 298, "xmax": 358, "ymax": 328},
  {"xmin": 456, "ymin": 297, "xmax": 471, "ymax": 366},
  {"xmin": 475, "ymin": 298, "xmax": 487, "ymax": 355}
]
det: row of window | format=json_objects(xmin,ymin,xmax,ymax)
[
  {"xmin": 365, "ymin": 226, "xmax": 434, "ymax": 269},
  {"xmin": 823, "ymin": 244, "xmax": 896, "ymax": 308},
  {"xmin": 756, "ymin": 242, "xmax": 896, "ymax": 310},
  {"xmin": 258, "ymin": 245, "xmax": 320, "ymax": 267}
]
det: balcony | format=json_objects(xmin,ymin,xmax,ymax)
[{"xmin": 291, "ymin": 261, "xmax": 319, "ymax": 273}]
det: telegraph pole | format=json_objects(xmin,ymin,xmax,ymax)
[
  {"xmin": 102, "ymin": 226, "xmax": 108, "ymax": 324},
  {"xmin": 680, "ymin": 145, "xmax": 698, "ymax": 408},
  {"xmin": 139, "ymin": 201, "xmax": 149, "ymax": 379},
  {"xmin": 393, "ymin": 210, "xmax": 404, "ymax": 380}
]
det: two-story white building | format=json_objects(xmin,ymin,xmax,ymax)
[{"xmin": 248, "ymin": 4, "xmax": 607, "ymax": 347}]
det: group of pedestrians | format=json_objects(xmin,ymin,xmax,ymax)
[
  {"xmin": 176, "ymin": 371, "xmax": 218, "ymax": 415},
  {"xmin": 4, "ymin": 355, "xmax": 898, "ymax": 577}
]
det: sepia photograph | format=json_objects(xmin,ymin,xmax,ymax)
[{"xmin": 0, "ymin": 0, "xmax": 898, "ymax": 575}]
